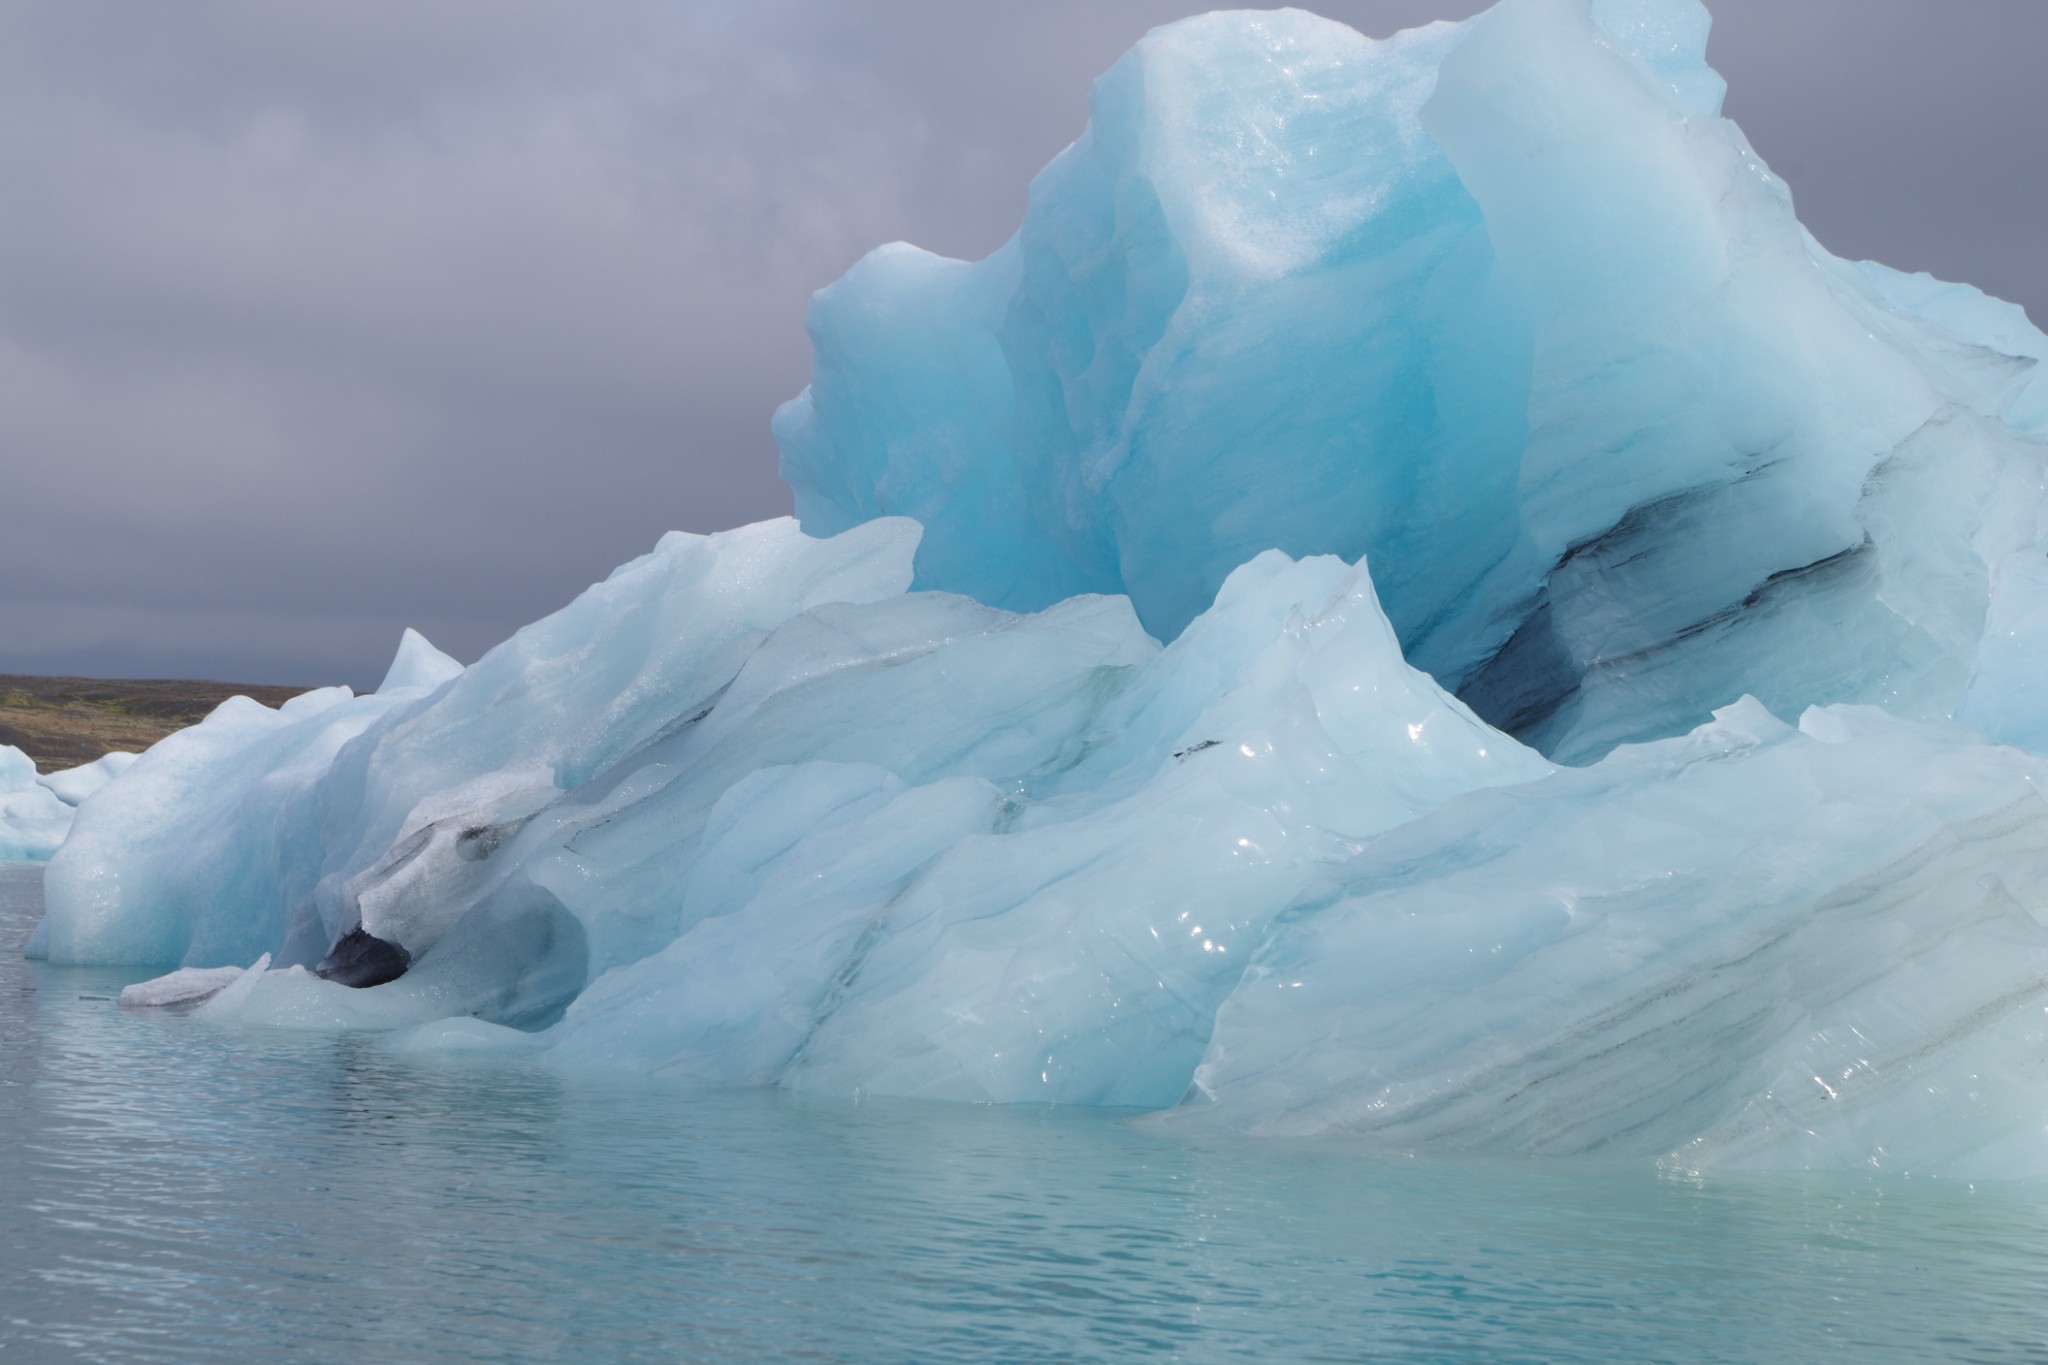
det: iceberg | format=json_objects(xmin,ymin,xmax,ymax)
[
  {"xmin": 2, "ymin": 745, "xmax": 145, "ymax": 862},
  {"xmin": 0, "ymin": 745, "xmax": 73, "ymax": 862},
  {"xmin": 30, "ymin": 0, "xmax": 2048, "ymax": 1174}
]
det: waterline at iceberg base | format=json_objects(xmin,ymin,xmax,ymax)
[
  {"xmin": 15, "ymin": 871, "xmax": 2048, "ymax": 1364},
  {"xmin": 28, "ymin": 0, "xmax": 2048, "ymax": 1180}
]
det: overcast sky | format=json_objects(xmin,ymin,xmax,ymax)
[{"xmin": 0, "ymin": 0, "xmax": 2041, "ymax": 688}]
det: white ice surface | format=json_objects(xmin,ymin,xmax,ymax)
[{"xmin": 38, "ymin": 752, "xmax": 138, "ymax": 808}]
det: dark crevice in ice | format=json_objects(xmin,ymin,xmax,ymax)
[
  {"xmin": 1460, "ymin": 594, "xmax": 1581, "ymax": 742},
  {"xmin": 315, "ymin": 926, "xmax": 413, "ymax": 988},
  {"xmin": 1458, "ymin": 485, "xmax": 1876, "ymax": 755}
]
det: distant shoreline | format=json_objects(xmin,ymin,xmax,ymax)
[{"xmin": 0, "ymin": 674, "xmax": 312, "ymax": 771}]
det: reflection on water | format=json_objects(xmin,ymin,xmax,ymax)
[{"xmin": 4, "ymin": 861, "xmax": 2046, "ymax": 1363}]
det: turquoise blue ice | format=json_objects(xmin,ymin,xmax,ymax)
[
  {"xmin": 784, "ymin": 0, "xmax": 2048, "ymax": 764},
  {"xmin": 24, "ymin": 0, "xmax": 2048, "ymax": 1177}
]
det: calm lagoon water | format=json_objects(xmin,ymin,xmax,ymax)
[{"xmin": 5, "ymin": 861, "xmax": 2047, "ymax": 1364}]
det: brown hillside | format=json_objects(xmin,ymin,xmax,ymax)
[{"xmin": 0, "ymin": 675, "xmax": 313, "ymax": 772}]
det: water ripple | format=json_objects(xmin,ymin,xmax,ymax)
[{"xmin": 5, "ymin": 864, "xmax": 2048, "ymax": 1363}]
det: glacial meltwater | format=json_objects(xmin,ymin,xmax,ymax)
[{"xmin": 5, "ymin": 864, "xmax": 2045, "ymax": 1364}]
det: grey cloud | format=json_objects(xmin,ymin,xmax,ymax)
[{"xmin": 0, "ymin": 1, "xmax": 2037, "ymax": 686}]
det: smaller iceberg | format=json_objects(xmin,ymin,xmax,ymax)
[{"xmin": 1, "ymin": 746, "xmax": 77, "ymax": 862}]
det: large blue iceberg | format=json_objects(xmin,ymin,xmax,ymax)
[{"xmin": 29, "ymin": 0, "xmax": 2048, "ymax": 1176}]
